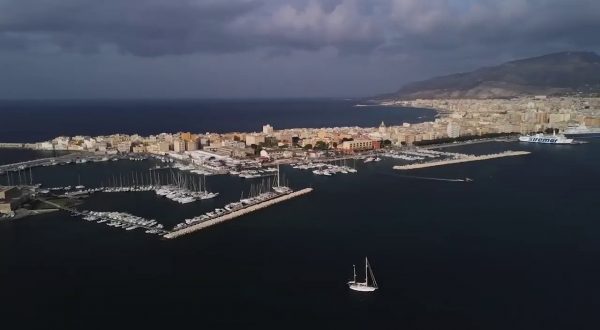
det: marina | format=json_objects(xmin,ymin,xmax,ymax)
[
  {"xmin": 37, "ymin": 182, "xmax": 310, "ymax": 238},
  {"xmin": 291, "ymin": 161, "xmax": 358, "ymax": 176},
  {"xmin": 81, "ymin": 211, "xmax": 167, "ymax": 235},
  {"xmin": 16, "ymin": 159, "xmax": 310, "ymax": 239},
  {"xmin": 35, "ymin": 197, "xmax": 166, "ymax": 235}
]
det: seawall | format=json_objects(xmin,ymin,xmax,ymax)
[
  {"xmin": 393, "ymin": 151, "xmax": 531, "ymax": 170},
  {"xmin": 163, "ymin": 188, "xmax": 313, "ymax": 239}
]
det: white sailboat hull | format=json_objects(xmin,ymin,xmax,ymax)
[
  {"xmin": 348, "ymin": 282, "xmax": 377, "ymax": 292},
  {"xmin": 348, "ymin": 257, "xmax": 378, "ymax": 293}
]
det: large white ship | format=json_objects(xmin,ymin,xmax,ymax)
[
  {"xmin": 563, "ymin": 125, "xmax": 600, "ymax": 138},
  {"xmin": 519, "ymin": 133, "xmax": 574, "ymax": 144}
]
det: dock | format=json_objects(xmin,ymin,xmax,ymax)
[
  {"xmin": 0, "ymin": 153, "xmax": 90, "ymax": 173},
  {"xmin": 35, "ymin": 198, "xmax": 168, "ymax": 234},
  {"xmin": 393, "ymin": 151, "xmax": 531, "ymax": 170},
  {"xmin": 420, "ymin": 136, "xmax": 519, "ymax": 150},
  {"xmin": 0, "ymin": 143, "xmax": 35, "ymax": 149},
  {"xmin": 164, "ymin": 188, "xmax": 313, "ymax": 239}
]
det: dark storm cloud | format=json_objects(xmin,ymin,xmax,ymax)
[
  {"xmin": 1, "ymin": 0, "xmax": 599, "ymax": 57},
  {"xmin": 0, "ymin": 0, "xmax": 263, "ymax": 55},
  {"xmin": 0, "ymin": 0, "xmax": 383, "ymax": 56},
  {"xmin": 384, "ymin": 0, "xmax": 600, "ymax": 58},
  {"xmin": 1, "ymin": 0, "xmax": 600, "ymax": 98}
]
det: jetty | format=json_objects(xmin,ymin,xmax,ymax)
[
  {"xmin": 35, "ymin": 198, "xmax": 168, "ymax": 234},
  {"xmin": 164, "ymin": 187, "xmax": 313, "ymax": 239},
  {"xmin": 0, "ymin": 143, "xmax": 35, "ymax": 149},
  {"xmin": 0, "ymin": 153, "xmax": 92, "ymax": 173},
  {"xmin": 393, "ymin": 150, "xmax": 531, "ymax": 170}
]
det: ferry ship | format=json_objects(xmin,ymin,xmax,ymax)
[
  {"xmin": 563, "ymin": 125, "xmax": 600, "ymax": 138},
  {"xmin": 519, "ymin": 133, "xmax": 574, "ymax": 144}
]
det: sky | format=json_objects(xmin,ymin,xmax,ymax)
[{"xmin": 1, "ymin": 0, "xmax": 599, "ymax": 99}]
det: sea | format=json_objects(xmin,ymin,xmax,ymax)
[
  {"xmin": 0, "ymin": 99, "xmax": 435, "ymax": 142},
  {"xmin": 1, "ymin": 99, "xmax": 599, "ymax": 330}
]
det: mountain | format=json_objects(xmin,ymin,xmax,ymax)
[{"xmin": 381, "ymin": 51, "xmax": 600, "ymax": 100}]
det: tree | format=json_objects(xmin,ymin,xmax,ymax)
[
  {"xmin": 332, "ymin": 142, "xmax": 338, "ymax": 148},
  {"xmin": 315, "ymin": 140, "xmax": 328, "ymax": 150},
  {"xmin": 303, "ymin": 144, "xmax": 313, "ymax": 150},
  {"xmin": 292, "ymin": 136, "xmax": 300, "ymax": 146},
  {"xmin": 383, "ymin": 139, "xmax": 392, "ymax": 147}
]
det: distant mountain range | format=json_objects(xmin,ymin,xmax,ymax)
[{"xmin": 378, "ymin": 51, "xmax": 600, "ymax": 100}]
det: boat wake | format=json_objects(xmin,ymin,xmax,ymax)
[{"xmin": 382, "ymin": 173, "xmax": 472, "ymax": 182}]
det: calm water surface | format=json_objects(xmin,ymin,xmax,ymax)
[
  {"xmin": 1, "ymin": 140, "xmax": 599, "ymax": 329},
  {"xmin": 0, "ymin": 99, "xmax": 435, "ymax": 142}
]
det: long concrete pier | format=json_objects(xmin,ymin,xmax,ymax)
[
  {"xmin": 0, "ymin": 143, "xmax": 32, "ymax": 149},
  {"xmin": 393, "ymin": 151, "xmax": 531, "ymax": 170},
  {"xmin": 164, "ymin": 188, "xmax": 313, "ymax": 239},
  {"xmin": 420, "ymin": 136, "xmax": 518, "ymax": 150}
]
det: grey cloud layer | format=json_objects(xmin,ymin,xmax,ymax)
[{"xmin": 1, "ymin": 0, "xmax": 598, "ymax": 57}]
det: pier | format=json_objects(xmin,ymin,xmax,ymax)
[
  {"xmin": 164, "ymin": 188, "xmax": 313, "ymax": 239},
  {"xmin": 35, "ymin": 198, "xmax": 168, "ymax": 234},
  {"xmin": 0, "ymin": 153, "xmax": 91, "ymax": 173},
  {"xmin": 420, "ymin": 136, "xmax": 519, "ymax": 150},
  {"xmin": 393, "ymin": 151, "xmax": 531, "ymax": 170},
  {"xmin": 0, "ymin": 143, "xmax": 34, "ymax": 149}
]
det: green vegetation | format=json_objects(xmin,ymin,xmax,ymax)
[{"xmin": 314, "ymin": 140, "xmax": 329, "ymax": 150}]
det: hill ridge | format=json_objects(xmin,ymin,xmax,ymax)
[{"xmin": 382, "ymin": 51, "xmax": 600, "ymax": 100}]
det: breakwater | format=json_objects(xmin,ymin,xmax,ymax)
[
  {"xmin": 164, "ymin": 188, "xmax": 313, "ymax": 239},
  {"xmin": 393, "ymin": 151, "xmax": 531, "ymax": 170},
  {"xmin": 0, "ymin": 143, "xmax": 34, "ymax": 149}
]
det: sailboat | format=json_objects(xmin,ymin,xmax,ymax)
[
  {"xmin": 75, "ymin": 174, "xmax": 85, "ymax": 190},
  {"xmin": 348, "ymin": 257, "xmax": 378, "ymax": 292},
  {"xmin": 272, "ymin": 164, "xmax": 292, "ymax": 194}
]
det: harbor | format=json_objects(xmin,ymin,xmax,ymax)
[
  {"xmin": 32, "ymin": 183, "xmax": 312, "ymax": 238},
  {"xmin": 1, "ymin": 141, "xmax": 532, "ymax": 235},
  {"xmin": 0, "ymin": 155, "xmax": 314, "ymax": 239}
]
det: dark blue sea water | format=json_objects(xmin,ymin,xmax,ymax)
[
  {"xmin": 0, "ymin": 99, "xmax": 435, "ymax": 142},
  {"xmin": 1, "ymin": 101, "xmax": 599, "ymax": 329}
]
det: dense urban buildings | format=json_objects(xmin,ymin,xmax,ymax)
[{"xmin": 19, "ymin": 97, "xmax": 600, "ymax": 160}]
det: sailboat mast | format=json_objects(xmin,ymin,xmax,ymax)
[
  {"xmin": 365, "ymin": 257, "xmax": 369, "ymax": 284},
  {"xmin": 367, "ymin": 258, "xmax": 378, "ymax": 288},
  {"xmin": 276, "ymin": 164, "xmax": 280, "ymax": 187},
  {"xmin": 353, "ymin": 264, "xmax": 357, "ymax": 283}
]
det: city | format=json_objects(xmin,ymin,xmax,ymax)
[
  {"xmin": 2, "ymin": 0, "xmax": 600, "ymax": 328},
  {"xmin": 4, "ymin": 96, "xmax": 599, "ymax": 158}
]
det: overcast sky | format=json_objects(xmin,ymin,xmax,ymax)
[{"xmin": 1, "ymin": 0, "xmax": 599, "ymax": 99}]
